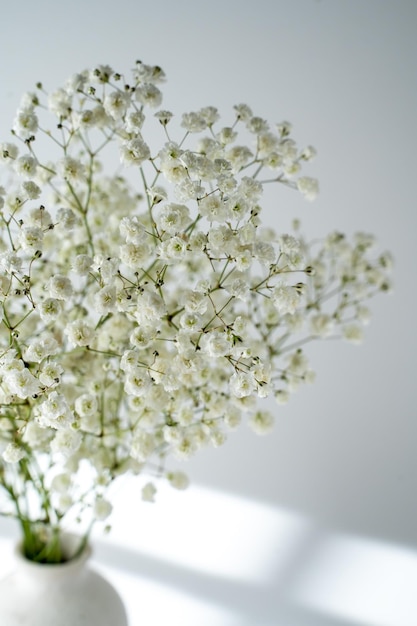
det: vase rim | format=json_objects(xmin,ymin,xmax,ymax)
[{"xmin": 15, "ymin": 532, "xmax": 91, "ymax": 573}]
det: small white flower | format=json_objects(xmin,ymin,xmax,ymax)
[
  {"xmin": 120, "ymin": 349, "xmax": 141, "ymax": 372},
  {"xmin": 233, "ymin": 103, "xmax": 253, "ymax": 121},
  {"xmin": 119, "ymin": 216, "xmax": 146, "ymax": 243},
  {"xmin": 135, "ymin": 83, "xmax": 163, "ymax": 108},
  {"xmin": 287, "ymin": 350, "xmax": 309, "ymax": 376},
  {"xmin": 120, "ymin": 137, "xmax": 150, "ymax": 166},
  {"xmin": 20, "ymin": 180, "xmax": 41, "ymax": 200},
  {"xmin": 224, "ymin": 407, "xmax": 242, "ymax": 429},
  {"xmin": 48, "ymin": 275, "xmax": 73, "ymax": 299},
  {"xmin": 13, "ymin": 108, "xmax": 38, "ymax": 139},
  {"xmin": 181, "ymin": 111, "xmax": 207, "ymax": 133},
  {"xmin": 72, "ymin": 254, "xmax": 93, "ymax": 275},
  {"xmin": 97, "ymin": 257, "xmax": 120, "ymax": 284},
  {"xmin": 174, "ymin": 178, "xmax": 204, "ymax": 202},
  {"xmin": 230, "ymin": 371, "xmax": 256, "ymax": 398},
  {"xmin": 19, "ymin": 225, "xmax": 44, "ymax": 251},
  {"xmin": 224, "ymin": 277, "xmax": 250, "ymax": 301},
  {"xmin": 50, "ymin": 429, "xmax": 81, "ymax": 456},
  {"xmin": 246, "ymin": 116, "xmax": 269, "ymax": 134},
  {"xmin": 300, "ymin": 145, "xmax": 317, "ymax": 161},
  {"xmin": 14, "ymin": 155, "xmax": 38, "ymax": 179},
  {"xmin": 2, "ymin": 442, "xmax": 26, "ymax": 463},
  {"xmin": 120, "ymin": 242, "xmax": 149, "ymax": 269},
  {"xmin": 50, "ymin": 472, "xmax": 72, "ymax": 493},
  {"xmin": 160, "ymin": 160, "xmax": 188, "ymax": 183},
  {"xmin": 129, "ymin": 326, "xmax": 154, "ymax": 350},
  {"xmin": 342, "ymin": 324, "xmax": 364, "ymax": 345},
  {"xmin": 93, "ymin": 498, "xmax": 113, "ymax": 521},
  {"xmin": 65, "ymin": 71, "xmax": 87, "ymax": 93},
  {"xmin": 183, "ymin": 290, "xmax": 208, "ymax": 314},
  {"xmin": 154, "ymin": 110, "xmax": 173, "ymax": 126},
  {"xmin": 130, "ymin": 431, "xmax": 155, "ymax": 462},
  {"xmin": 249, "ymin": 410, "xmax": 274, "ymax": 435},
  {"xmin": 179, "ymin": 311, "xmax": 201, "ymax": 332},
  {"xmin": 124, "ymin": 370, "xmax": 152, "ymax": 397},
  {"xmin": 239, "ymin": 176, "xmax": 263, "ymax": 200},
  {"xmin": 208, "ymin": 428, "xmax": 226, "ymax": 448},
  {"xmin": 297, "ymin": 176, "xmax": 319, "ymax": 201},
  {"xmin": 200, "ymin": 331, "xmax": 232, "ymax": 358},
  {"xmin": 310, "ymin": 314, "xmax": 334, "ymax": 338},
  {"xmin": 279, "ymin": 234, "xmax": 303, "ymax": 268},
  {"xmin": 104, "ymin": 90, "xmax": 130, "ymax": 120},
  {"xmin": 226, "ymin": 145, "xmax": 253, "ymax": 172},
  {"xmin": 199, "ymin": 106, "xmax": 220, "ymax": 126},
  {"xmin": 258, "ymin": 132, "xmax": 279, "ymax": 158},
  {"xmin": 24, "ymin": 337, "xmax": 59, "ymax": 363},
  {"xmin": 90, "ymin": 64, "xmax": 113, "ymax": 83},
  {"xmin": 142, "ymin": 482, "xmax": 157, "ymax": 502},
  {"xmin": 48, "ymin": 88, "xmax": 72, "ymax": 117},
  {"xmin": 75, "ymin": 393, "xmax": 98, "ymax": 416},
  {"xmin": 254, "ymin": 241, "xmax": 276, "ymax": 266},
  {"xmin": 235, "ymin": 251, "xmax": 253, "ymax": 272},
  {"xmin": 216, "ymin": 126, "xmax": 238, "ymax": 145},
  {"xmin": 94, "ymin": 285, "xmax": 117, "ymax": 314},
  {"xmin": 156, "ymin": 203, "xmax": 191, "ymax": 235},
  {"xmin": 56, "ymin": 494, "xmax": 73, "ymax": 514},
  {"xmin": 147, "ymin": 185, "xmax": 167, "ymax": 205},
  {"xmin": 283, "ymin": 161, "xmax": 300, "ymax": 177},
  {"xmin": 272, "ymin": 283, "xmax": 300, "ymax": 315},
  {"xmin": 0, "ymin": 251, "xmax": 22, "ymax": 274},
  {"xmin": 5, "ymin": 368, "xmax": 40, "ymax": 399},
  {"xmin": 227, "ymin": 194, "xmax": 251, "ymax": 220},
  {"xmin": 38, "ymin": 391, "xmax": 74, "ymax": 430},
  {"xmin": 133, "ymin": 61, "xmax": 166, "ymax": 84},
  {"xmin": 39, "ymin": 362, "xmax": 63, "ymax": 387},
  {"xmin": 275, "ymin": 389, "xmax": 290, "ymax": 405},
  {"xmin": 166, "ymin": 471, "xmax": 189, "ymax": 490},
  {"xmin": 57, "ymin": 207, "xmax": 79, "ymax": 230},
  {"xmin": 158, "ymin": 236, "xmax": 188, "ymax": 262},
  {"xmin": 281, "ymin": 138, "xmax": 298, "ymax": 160},
  {"xmin": 0, "ymin": 142, "xmax": 19, "ymax": 161},
  {"xmin": 357, "ymin": 306, "xmax": 371, "ymax": 324},
  {"xmin": 65, "ymin": 319, "xmax": 95, "ymax": 347},
  {"xmin": 125, "ymin": 110, "xmax": 145, "ymax": 132},
  {"xmin": 172, "ymin": 436, "xmax": 199, "ymax": 460},
  {"xmin": 22, "ymin": 421, "xmax": 53, "ymax": 448},
  {"xmin": 199, "ymin": 195, "xmax": 228, "ymax": 223},
  {"xmin": 58, "ymin": 156, "xmax": 86, "ymax": 182},
  {"xmin": 208, "ymin": 225, "xmax": 236, "ymax": 254},
  {"xmin": 135, "ymin": 291, "xmax": 166, "ymax": 324},
  {"xmin": 38, "ymin": 298, "xmax": 62, "ymax": 322}
]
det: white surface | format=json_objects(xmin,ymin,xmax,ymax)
[
  {"xmin": 0, "ymin": 1, "xmax": 416, "ymax": 624},
  {"xmin": 2, "ymin": 485, "xmax": 417, "ymax": 625}
]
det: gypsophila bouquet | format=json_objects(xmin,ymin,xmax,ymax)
[{"xmin": 0, "ymin": 60, "xmax": 392, "ymax": 562}]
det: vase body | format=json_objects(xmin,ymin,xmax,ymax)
[{"xmin": 0, "ymin": 535, "xmax": 128, "ymax": 626}]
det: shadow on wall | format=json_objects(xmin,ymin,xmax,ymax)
[{"xmin": 1, "ymin": 484, "xmax": 416, "ymax": 626}]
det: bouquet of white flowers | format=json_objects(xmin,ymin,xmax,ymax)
[{"xmin": 0, "ymin": 60, "xmax": 391, "ymax": 563}]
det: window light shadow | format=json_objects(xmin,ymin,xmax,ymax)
[
  {"xmin": 105, "ymin": 481, "xmax": 309, "ymax": 585},
  {"xmin": 92, "ymin": 538, "xmax": 361, "ymax": 626},
  {"xmin": 2, "ymin": 485, "xmax": 417, "ymax": 626},
  {"xmin": 289, "ymin": 533, "xmax": 417, "ymax": 626}
]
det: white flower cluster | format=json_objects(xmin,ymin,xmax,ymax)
[{"xmin": 0, "ymin": 60, "xmax": 392, "ymax": 559}]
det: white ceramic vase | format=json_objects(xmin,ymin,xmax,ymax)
[{"xmin": 0, "ymin": 535, "xmax": 128, "ymax": 626}]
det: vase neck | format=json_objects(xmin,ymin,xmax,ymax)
[{"xmin": 16, "ymin": 535, "xmax": 91, "ymax": 582}]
